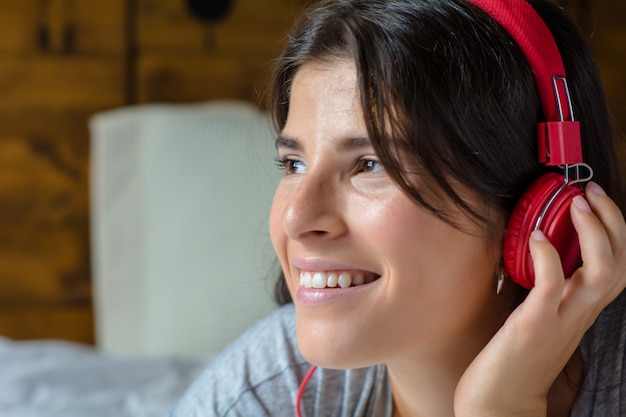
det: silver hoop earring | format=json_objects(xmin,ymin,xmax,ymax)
[{"xmin": 496, "ymin": 261, "xmax": 506, "ymax": 295}]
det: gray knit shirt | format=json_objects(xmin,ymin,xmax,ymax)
[{"xmin": 168, "ymin": 291, "xmax": 626, "ymax": 416}]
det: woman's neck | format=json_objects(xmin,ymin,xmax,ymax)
[
  {"xmin": 387, "ymin": 347, "xmax": 476, "ymax": 417},
  {"xmin": 387, "ymin": 287, "xmax": 513, "ymax": 417}
]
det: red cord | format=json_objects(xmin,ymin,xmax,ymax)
[{"xmin": 295, "ymin": 365, "xmax": 318, "ymax": 417}]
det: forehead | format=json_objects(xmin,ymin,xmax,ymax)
[
  {"xmin": 283, "ymin": 59, "xmax": 367, "ymax": 138},
  {"xmin": 291, "ymin": 59, "xmax": 358, "ymax": 101}
]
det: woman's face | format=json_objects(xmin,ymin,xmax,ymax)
[{"xmin": 270, "ymin": 58, "xmax": 511, "ymax": 369}]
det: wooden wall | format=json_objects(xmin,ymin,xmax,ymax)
[
  {"xmin": 0, "ymin": 0, "xmax": 313, "ymax": 344},
  {"xmin": 0, "ymin": 0, "xmax": 624, "ymax": 344},
  {"xmin": 589, "ymin": 1, "xmax": 626, "ymax": 163},
  {"xmin": 560, "ymin": 0, "xmax": 626, "ymax": 160},
  {"xmin": 0, "ymin": 0, "xmax": 127, "ymax": 343}
]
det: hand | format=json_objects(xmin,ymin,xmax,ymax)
[{"xmin": 454, "ymin": 182, "xmax": 626, "ymax": 417}]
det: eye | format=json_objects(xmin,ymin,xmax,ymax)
[
  {"xmin": 274, "ymin": 156, "xmax": 307, "ymax": 175},
  {"xmin": 354, "ymin": 158, "xmax": 384, "ymax": 174}
]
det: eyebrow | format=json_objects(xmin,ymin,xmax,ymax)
[
  {"xmin": 274, "ymin": 135, "xmax": 371, "ymax": 151},
  {"xmin": 275, "ymin": 135, "xmax": 302, "ymax": 151}
]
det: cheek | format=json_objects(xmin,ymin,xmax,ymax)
[
  {"xmin": 363, "ymin": 195, "xmax": 498, "ymax": 289},
  {"xmin": 269, "ymin": 187, "xmax": 296, "ymax": 291},
  {"xmin": 350, "ymin": 194, "xmax": 428, "ymax": 257},
  {"xmin": 268, "ymin": 196, "xmax": 281, "ymax": 249},
  {"xmin": 269, "ymin": 189, "xmax": 286, "ymax": 258}
]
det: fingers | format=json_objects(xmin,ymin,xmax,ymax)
[
  {"xmin": 526, "ymin": 181, "xmax": 626, "ymax": 316},
  {"xmin": 570, "ymin": 182, "xmax": 626, "ymax": 299},
  {"xmin": 526, "ymin": 229, "xmax": 565, "ymax": 313},
  {"xmin": 582, "ymin": 182, "xmax": 626, "ymax": 259},
  {"xmin": 570, "ymin": 193, "xmax": 613, "ymax": 277},
  {"xmin": 570, "ymin": 182, "xmax": 626, "ymax": 313}
]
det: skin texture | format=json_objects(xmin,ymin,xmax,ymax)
[{"xmin": 269, "ymin": 58, "xmax": 626, "ymax": 417}]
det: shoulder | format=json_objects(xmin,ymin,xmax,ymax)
[
  {"xmin": 169, "ymin": 304, "xmax": 308, "ymax": 417},
  {"xmin": 168, "ymin": 304, "xmax": 393, "ymax": 417},
  {"xmin": 572, "ymin": 290, "xmax": 626, "ymax": 416}
]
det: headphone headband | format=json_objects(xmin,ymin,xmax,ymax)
[{"xmin": 465, "ymin": 0, "xmax": 583, "ymax": 166}]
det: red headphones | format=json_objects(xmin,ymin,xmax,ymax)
[{"xmin": 465, "ymin": 0, "xmax": 593, "ymax": 289}]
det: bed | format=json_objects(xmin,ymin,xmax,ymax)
[
  {"xmin": 0, "ymin": 101, "xmax": 280, "ymax": 416},
  {"xmin": 0, "ymin": 336, "xmax": 207, "ymax": 417}
]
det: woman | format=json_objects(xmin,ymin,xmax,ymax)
[{"xmin": 169, "ymin": 0, "xmax": 626, "ymax": 416}]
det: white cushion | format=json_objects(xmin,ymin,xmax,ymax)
[{"xmin": 89, "ymin": 101, "xmax": 280, "ymax": 356}]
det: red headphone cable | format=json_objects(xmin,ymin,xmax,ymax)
[{"xmin": 295, "ymin": 365, "xmax": 318, "ymax": 417}]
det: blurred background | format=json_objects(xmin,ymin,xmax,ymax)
[{"xmin": 0, "ymin": 0, "xmax": 624, "ymax": 346}]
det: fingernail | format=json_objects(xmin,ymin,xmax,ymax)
[
  {"xmin": 588, "ymin": 181, "xmax": 607, "ymax": 196},
  {"xmin": 531, "ymin": 230, "xmax": 548, "ymax": 241},
  {"xmin": 573, "ymin": 195, "xmax": 591, "ymax": 212}
]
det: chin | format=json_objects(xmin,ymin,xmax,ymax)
[{"xmin": 296, "ymin": 323, "xmax": 380, "ymax": 370}]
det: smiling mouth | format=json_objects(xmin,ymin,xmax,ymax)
[{"xmin": 299, "ymin": 271, "xmax": 381, "ymax": 289}]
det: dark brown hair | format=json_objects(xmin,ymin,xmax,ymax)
[{"xmin": 269, "ymin": 0, "xmax": 625, "ymax": 305}]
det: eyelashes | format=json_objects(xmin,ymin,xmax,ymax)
[
  {"xmin": 274, "ymin": 156, "xmax": 307, "ymax": 175},
  {"xmin": 274, "ymin": 156, "xmax": 384, "ymax": 176},
  {"xmin": 273, "ymin": 155, "xmax": 286, "ymax": 170},
  {"xmin": 355, "ymin": 158, "xmax": 384, "ymax": 174}
]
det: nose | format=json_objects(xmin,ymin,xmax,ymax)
[{"xmin": 281, "ymin": 172, "xmax": 347, "ymax": 242}]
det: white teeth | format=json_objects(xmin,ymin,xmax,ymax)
[
  {"xmin": 299, "ymin": 270, "xmax": 377, "ymax": 288},
  {"xmin": 303, "ymin": 272, "xmax": 312, "ymax": 288},
  {"xmin": 327, "ymin": 272, "xmax": 339, "ymax": 287},
  {"xmin": 311, "ymin": 272, "xmax": 326, "ymax": 288},
  {"xmin": 338, "ymin": 272, "xmax": 352, "ymax": 288}
]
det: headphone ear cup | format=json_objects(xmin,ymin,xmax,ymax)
[{"xmin": 503, "ymin": 172, "xmax": 584, "ymax": 289}]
